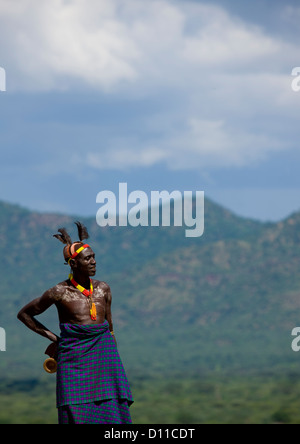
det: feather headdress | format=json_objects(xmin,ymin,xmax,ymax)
[{"xmin": 53, "ymin": 222, "xmax": 90, "ymax": 264}]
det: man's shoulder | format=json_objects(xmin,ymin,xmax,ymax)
[
  {"xmin": 43, "ymin": 280, "xmax": 69, "ymax": 299},
  {"xmin": 92, "ymin": 280, "xmax": 111, "ymax": 292},
  {"xmin": 92, "ymin": 279, "xmax": 110, "ymax": 294},
  {"xmin": 52, "ymin": 280, "xmax": 69, "ymax": 290}
]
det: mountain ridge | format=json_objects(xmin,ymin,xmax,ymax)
[{"xmin": 0, "ymin": 197, "xmax": 299, "ymax": 380}]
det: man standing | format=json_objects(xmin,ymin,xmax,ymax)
[{"xmin": 17, "ymin": 222, "xmax": 133, "ymax": 424}]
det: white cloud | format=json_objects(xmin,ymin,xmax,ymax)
[
  {"xmin": 87, "ymin": 146, "xmax": 167, "ymax": 170},
  {"xmin": 166, "ymin": 118, "xmax": 283, "ymax": 169},
  {"xmin": 79, "ymin": 112, "xmax": 284, "ymax": 172},
  {"xmin": 181, "ymin": 6, "xmax": 280, "ymax": 67},
  {"xmin": 0, "ymin": 0, "xmax": 299, "ymax": 172},
  {"xmin": 1, "ymin": 0, "xmax": 294, "ymax": 91},
  {"xmin": 0, "ymin": 0, "xmax": 141, "ymax": 91}
]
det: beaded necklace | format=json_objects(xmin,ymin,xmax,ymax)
[{"xmin": 69, "ymin": 273, "xmax": 97, "ymax": 321}]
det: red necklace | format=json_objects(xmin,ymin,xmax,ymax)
[{"xmin": 69, "ymin": 273, "xmax": 97, "ymax": 321}]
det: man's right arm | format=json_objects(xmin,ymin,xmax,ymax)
[{"xmin": 17, "ymin": 290, "xmax": 59, "ymax": 344}]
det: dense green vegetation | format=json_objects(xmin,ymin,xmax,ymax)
[
  {"xmin": 1, "ymin": 197, "xmax": 300, "ymax": 424},
  {"xmin": 1, "ymin": 368, "xmax": 300, "ymax": 424}
]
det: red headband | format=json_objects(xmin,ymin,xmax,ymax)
[
  {"xmin": 64, "ymin": 243, "xmax": 90, "ymax": 264},
  {"xmin": 68, "ymin": 244, "xmax": 90, "ymax": 264}
]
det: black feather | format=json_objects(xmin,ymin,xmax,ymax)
[
  {"xmin": 75, "ymin": 221, "xmax": 89, "ymax": 242},
  {"xmin": 53, "ymin": 228, "xmax": 72, "ymax": 245}
]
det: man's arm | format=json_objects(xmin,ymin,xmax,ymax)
[
  {"xmin": 17, "ymin": 289, "xmax": 59, "ymax": 344},
  {"xmin": 105, "ymin": 285, "xmax": 117, "ymax": 346}
]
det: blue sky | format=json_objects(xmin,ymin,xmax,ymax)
[{"xmin": 0, "ymin": 0, "xmax": 300, "ymax": 222}]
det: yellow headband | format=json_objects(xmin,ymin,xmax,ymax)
[{"xmin": 67, "ymin": 244, "xmax": 90, "ymax": 264}]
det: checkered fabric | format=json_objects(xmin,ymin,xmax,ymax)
[
  {"xmin": 58, "ymin": 398, "xmax": 132, "ymax": 424},
  {"xmin": 56, "ymin": 321, "xmax": 133, "ymax": 411}
]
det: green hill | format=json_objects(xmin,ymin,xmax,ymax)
[{"xmin": 1, "ymin": 198, "xmax": 300, "ymax": 424}]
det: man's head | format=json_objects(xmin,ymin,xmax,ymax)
[
  {"xmin": 69, "ymin": 246, "xmax": 96, "ymax": 276},
  {"xmin": 53, "ymin": 221, "xmax": 96, "ymax": 276}
]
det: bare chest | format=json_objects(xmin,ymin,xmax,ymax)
[{"xmin": 54, "ymin": 284, "xmax": 107, "ymax": 323}]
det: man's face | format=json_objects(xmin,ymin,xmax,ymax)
[{"xmin": 74, "ymin": 247, "xmax": 97, "ymax": 276}]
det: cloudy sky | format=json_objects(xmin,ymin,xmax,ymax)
[{"xmin": 0, "ymin": 0, "xmax": 300, "ymax": 221}]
